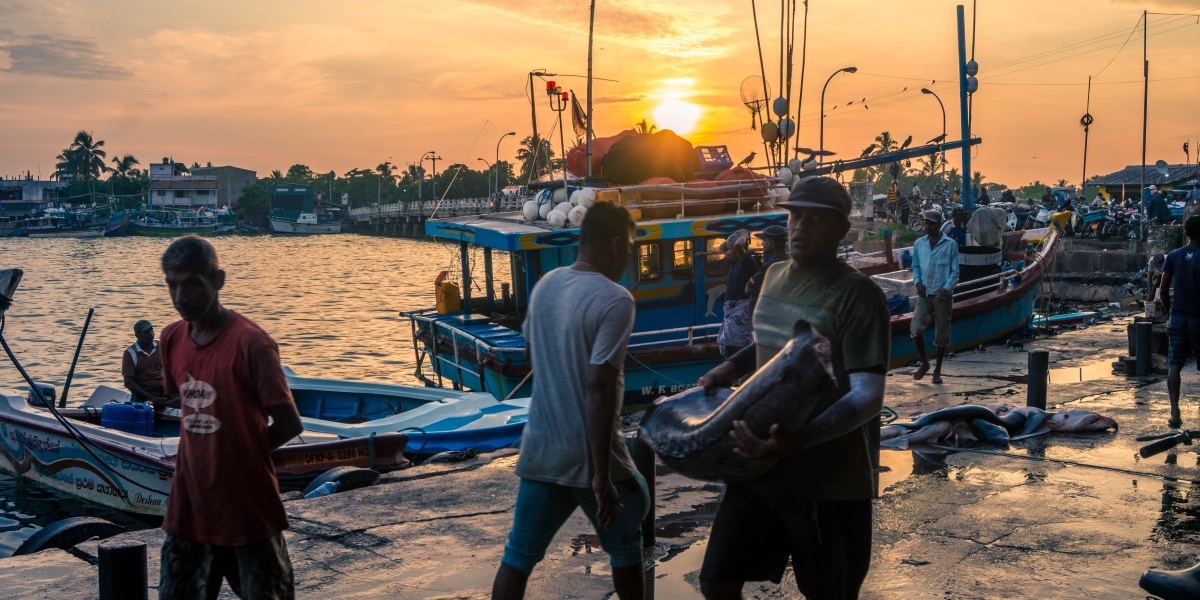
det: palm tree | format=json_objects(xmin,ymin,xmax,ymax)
[
  {"xmin": 270, "ymin": 170, "xmax": 283, "ymax": 181},
  {"xmin": 110, "ymin": 154, "xmax": 140, "ymax": 179},
  {"xmin": 633, "ymin": 119, "xmax": 657, "ymax": 134},
  {"xmin": 516, "ymin": 134, "xmax": 554, "ymax": 183},
  {"xmin": 54, "ymin": 131, "xmax": 109, "ymax": 182},
  {"xmin": 972, "ymin": 171, "xmax": 986, "ymax": 190}
]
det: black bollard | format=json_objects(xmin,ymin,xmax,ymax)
[
  {"xmin": 1135, "ymin": 321, "xmax": 1153, "ymax": 377},
  {"xmin": 98, "ymin": 539, "xmax": 147, "ymax": 600},
  {"xmin": 1027, "ymin": 349, "xmax": 1049, "ymax": 409}
]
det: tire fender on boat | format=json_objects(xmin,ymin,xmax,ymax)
[
  {"xmin": 14, "ymin": 517, "xmax": 127, "ymax": 556},
  {"xmin": 301, "ymin": 466, "xmax": 381, "ymax": 497}
]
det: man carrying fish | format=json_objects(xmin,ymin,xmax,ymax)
[
  {"xmin": 910, "ymin": 209, "xmax": 959, "ymax": 384},
  {"xmin": 492, "ymin": 202, "xmax": 649, "ymax": 600},
  {"xmin": 695, "ymin": 177, "xmax": 890, "ymax": 600}
]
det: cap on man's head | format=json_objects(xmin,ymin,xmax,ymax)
[
  {"xmin": 133, "ymin": 320, "xmax": 153, "ymax": 334},
  {"xmin": 775, "ymin": 177, "xmax": 852, "ymax": 218},
  {"xmin": 755, "ymin": 224, "xmax": 789, "ymax": 241},
  {"xmin": 923, "ymin": 209, "xmax": 944, "ymax": 223},
  {"xmin": 1149, "ymin": 185, "xmax": 1158, "ymax": 191}
]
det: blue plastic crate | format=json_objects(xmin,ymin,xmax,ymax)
[{"xmin": 695, "ymin": 146, "xmax": 734, "ymax": 174}]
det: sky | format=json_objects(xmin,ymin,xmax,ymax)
[{"xmin": 1, "ymin": 0, "xmax": 1198, "ymax": 189}]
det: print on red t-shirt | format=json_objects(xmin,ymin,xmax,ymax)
[{"xmin": 160, "ymin": 312, "xmax": 294, "ymax": 546}]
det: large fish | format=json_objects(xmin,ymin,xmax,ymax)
[{"xmin": 638, "ymin": 320, "xmax": 839, "ymax": 483}]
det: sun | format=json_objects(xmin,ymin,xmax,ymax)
[{"xmin": 653, "ymin": 99, "xmax": 702, "ymax": 137}]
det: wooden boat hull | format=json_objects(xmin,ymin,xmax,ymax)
[{"xmin": 0, "ymin": 387, "xmax": 410, "ymax": 516}]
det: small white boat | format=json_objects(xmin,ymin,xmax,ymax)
[{"xmin": 269, "ymin": 212, "xmax": 342, "ymax": 235}]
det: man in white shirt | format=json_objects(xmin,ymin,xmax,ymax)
[{"xmin": 911, "ymin": 209, "xmax": 960, "ymax": 384}]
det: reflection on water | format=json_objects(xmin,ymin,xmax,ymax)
[
  {"xmin": 0, "ymin": 235, "xmax": 507, "ymax": 396},
  {"xmin": 1048, "ymin": 358, "xmax": 1118, "ymax": 385}
]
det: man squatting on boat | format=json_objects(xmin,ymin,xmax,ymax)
[
  {"xmin": 158, "ymin": 236, "xmax": 304, "ymax": 600},
  {"xmin": 697, "ymin": 177, "xmax": 890, "ymax": 600},
  {"xmin": 122, "ymin": 319, "xmax": 174, "ymax": 411},
  {"xmin": 491, "ymin": 201, "xmax": 650, "ymax": 600}
]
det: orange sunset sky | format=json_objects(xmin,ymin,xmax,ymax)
[{"xmin": 1, "ymin": 0, "xmax": 1198, "ymax": 188}]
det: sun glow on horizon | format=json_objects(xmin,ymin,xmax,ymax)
[{"xmin": 651, "ymin": 79, "xmax": 703, "ymax": 137}]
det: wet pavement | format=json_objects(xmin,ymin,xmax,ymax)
[{"xmin": 4, "ymin": 316, "xmax": 1200, "ymax": 598}]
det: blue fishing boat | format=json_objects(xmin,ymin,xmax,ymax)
[
  {"xmin": 283, "ymin": 368, "xmax": 527, "ymax": 456},
  {"xmin": 400, "ymin": 179, "xmax": 1057, "ymax": 408}
]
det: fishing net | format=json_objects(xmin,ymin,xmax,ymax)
[{"xmin": 740, "ymin": 76, "xmax": 770, "ymax": 131}]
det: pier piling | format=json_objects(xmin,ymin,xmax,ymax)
[
  {"xmin": 1027, "ymin": 349, "xmax": 1049, "ymax": 409},
  {"xmin": 98, "ymin": 539, "xmax": 147, "ymax": 600},
  {"xmin": 1135, "ymin": 321, "xmax": 1153, "ymax": 377}
]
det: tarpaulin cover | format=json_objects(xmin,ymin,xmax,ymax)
[
  {"xmin": 566, "ymin": 129, "xmax": 637, "ymax": 177},
  {"xmin": 600, "ymin": 130, "xmax": 701, "ymax": 185}
]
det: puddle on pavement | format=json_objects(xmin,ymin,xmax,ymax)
[
  {"xmin": 1048, "ymin": 358, "xmax": 1118, "ymax": 384},
  {"xmin": 878, "ymin": 449, "xmax": 915, "ymax": 492},
  {"xmin": 651, "ymin": 539, "xmax": 707, "ymax": 598},
  {"xmin": 655, "ymin": 498, "xmax": 722, "ymax": 538}
]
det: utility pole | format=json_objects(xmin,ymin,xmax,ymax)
[
  {"xmin": 1081, "ymin": 76, "xmax": 1093, "ymax": 195},
  {"xmin": 1141, "ymin": 9, "xmax": 1148, "ymax": 242}
]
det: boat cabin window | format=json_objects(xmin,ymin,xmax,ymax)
[
  {"xmin": 672, "ymin": 240, "xmax": 693, "ymax": 279},
  {"xmin": 704, "ymin": 238, "xmax": 729, "ymax": 277},
  {"xmin": 637, "ymin": 242, "xmax": 663, "ymax": 283}
]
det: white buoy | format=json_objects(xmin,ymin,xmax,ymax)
[
  {"xmin": 522, "ymin": 201, "xmax": 539, "ymax": 221},
  {"xmin": 777, "ymin": 167, "xmax": 793, "ymax": 187},
  {"xmin": 547, "ymin": 210, "xmax": 568, "ymax": 228},
  {"xmin": 576, "ymin": 187, "xmax": 596, "ymax": 208},
  {"xmin": 568, "ymin": 205, "xmax": 587, "ymax": 227},
  {"xmin": 551, "ymin": 187, "xmax": 569, "ymax": 204},
  {"xmin": 569, "ymin": 188, "xmax": 584, "ymax": 206},
  {"xmin": 538, "ymin": 201, "xmax": 553, "ymax": 220},
  {"xmin": 554, "ymin": 201, "xmax": 573, "ymax": 215}
]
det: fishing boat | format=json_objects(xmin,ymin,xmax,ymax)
[
  {"xmin": 130, "ymin": 206, "xmax": 237, "ymax": 237},
  {"xmin": 268, "ymin": 183, "xmax": 342, "ymax": 235},
  {"xmin": 399, "ymin": 173, "xmax": 1056, "ymax": 408},
  {"xmin": 23, "ymin": 206, "xmax": 129, "ymax": 238},
  {"xmin": 284, "ymin": 367, "xmax": 527, "ymax": 456},
  {"xmin": 0, "ymin": 384, "xmax": 411, "ymax": 517}
]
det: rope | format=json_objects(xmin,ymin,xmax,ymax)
[{"xmin": 624, "ymin": 351, "xmax": 688, "ymax": 387}]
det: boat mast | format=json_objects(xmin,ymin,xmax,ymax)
[{"xmin": 586, "ymin": 0, "xmax": 596, "ymax": 178}]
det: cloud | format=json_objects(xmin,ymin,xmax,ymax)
[
  {"xmin": 0, "ymin": 32, "xmax": 132, "ymax": 80},
  {"xmin": 462, "ymin": 0, "xmax": 737, "ymax": 61}
]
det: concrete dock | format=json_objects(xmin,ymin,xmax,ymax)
[{"xmin": 3, "ymin": 316, "xmax": 1199, "ymax": 599}]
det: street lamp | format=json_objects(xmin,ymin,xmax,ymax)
[
  {"xmin": 547, "ymin": 82, "xmax": 570, "ymax": 190},
  {"xmin": 921, "ymin": 87, "xmax": 947, "ymax": 195},
  {"xmin": 819, "ymin": 66, "xmax": 857, "ymax": 166},
  {"xmin": 422, "ymin": 151, "xmax": 441, "ymax": 201},
  {"xmin": 495, "ymin": 131, "xmax": 516, "ymax": 199},
  {"xmin": 477, "ymin": 158, "xmax": 491, "ymax": 199}
]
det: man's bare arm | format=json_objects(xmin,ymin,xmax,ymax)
[{"xmin": 266, "ymin": 402, "xmax": 304, "ymax": 451}]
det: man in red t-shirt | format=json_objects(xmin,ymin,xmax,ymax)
[{"xmin": 157, "ymin": 236, "xmax": 303, "ymax": 600}]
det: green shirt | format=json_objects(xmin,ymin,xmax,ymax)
[{"xmin": 747, "ymin": 258, "xmax": 890, "ymax": 500}]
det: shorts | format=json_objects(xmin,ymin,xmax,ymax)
[
  {"xmin": 699, "ymin": 486, "xmax": 872, "ymax": 599},
  {"xmin": 160, "ymin": 532, "xmax": 294, "ymax": 600},
  {"xmin": 911, "ymin": 294, "xmax": 952, "ymax": 347},
  {"xmin": 696, "ymin": 484, "xmax": 873, "ymax": 597},
  {"xmin": 1168, "ymin": 315, "xmax": 1200, "ymax": 369},
  {"xmin": 501, "ymin": 473, "xmax": 650, "ymax": 574}
]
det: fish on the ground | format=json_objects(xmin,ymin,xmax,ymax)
[
  {"xmin": 639, "ymin": 320, "xmax": 839, "ymax": 483},
  {"xmin": 880, "ymin": 404, "xmax": 1117, "ymax": 449}
]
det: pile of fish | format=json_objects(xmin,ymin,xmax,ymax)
[
  {"xmin": 880, "ymin": 403, "xmax": 1118, "ymax": 450},
  {"xmin": 639, "ymin": 320, "xmax": 840, "ymax": 483}
]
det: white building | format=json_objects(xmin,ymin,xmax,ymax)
[{"xmin": 148, "ymin": 158, "xmax": 218, "ymax": 208}]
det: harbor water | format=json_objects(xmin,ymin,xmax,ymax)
[{"xmin": 0, "ymin": 234, "xmax": 503, "ymax": 556}]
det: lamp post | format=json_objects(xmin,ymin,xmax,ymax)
[
  {"xmin": 819, "ymin": 66, "xmax": 857, "ymax": 166},
  {"xmin": 547, "ymin": 81, "xmax": 569, "ymax": 192},
  {"xmin": 477, "ymin": 158, "xmax": 491, "ymax": 199},
  {"xmin": 495, "ymin": 131, "xmax": 516, "ymax": 199},
  {"xmin": 422, "ymin": 151, "xmax": 441, "ymax": 201},
  {"xmin": 921, "ymin": 87, "xmax": 947, "ymax": 194}
]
